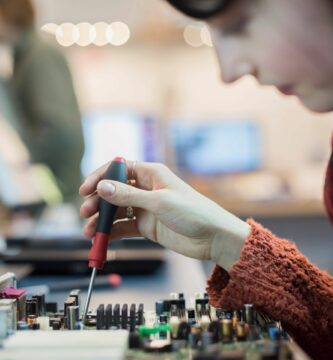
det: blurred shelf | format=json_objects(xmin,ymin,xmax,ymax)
[
  {"xmin": 188, "ymin": 175, "xmax": 326, "ymax": 218},
  {"xmin": 209, "ymin": 197, "xmax": 325, "ymax": 218}
]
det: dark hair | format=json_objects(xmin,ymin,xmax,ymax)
[
  {"xmin": 166, "ymin": 0, "xmax": 234, "ymax": 19},
  {"xmin": 0, "ymin": 0, "xmax": 35, "ymax": 29}
]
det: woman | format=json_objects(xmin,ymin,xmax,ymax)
[
  {"xmin": 0, "ymin": 0, "xmax": 84, "ymax": 202},
  {"xmin": 80, "ymin": 0, "xmax": 333, "ymax": 358}
]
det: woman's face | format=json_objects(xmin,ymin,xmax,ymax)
[{"xmin": 208, "ymin": 0, "xmax": 333, "ymax": 112}]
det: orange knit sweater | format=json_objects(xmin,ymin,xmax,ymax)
[{"xmin": 207, "ymin": 219, "xmax": 333, "ymax": 359}]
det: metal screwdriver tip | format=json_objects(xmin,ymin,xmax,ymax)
[{"xmin": 82, "ymin": 267, "xmax": 97, "ymax": 325}]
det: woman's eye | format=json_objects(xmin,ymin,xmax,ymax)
[{"xmin": 222, "ymin": 17, "xmax": 249, "ymax": 36}]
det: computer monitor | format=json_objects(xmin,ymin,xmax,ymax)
[
  {"xmin": 81, "ymin": 110, "xmax": 161, "ymax": 176},
  {"xmin": 169, "ymin": 120, "xmax": 261, "ymax": 175}
]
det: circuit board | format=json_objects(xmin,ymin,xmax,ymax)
[{"xmin": 0, "ymin": 272, "xmax": 311, "ymax": 360}]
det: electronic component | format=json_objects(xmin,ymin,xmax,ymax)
[
  {"xmin": 105, "ymin": 304, "xmax": 112, "ymax": 329},
  {"xmin": 0, "ymin": 299, "xmax": 16, "ymax": 336},
  {"xmin": 96, "ymin": 304, "xmax": 105, "ymax": 330},
  {"xmin": 0, "ymin": 272, "xmax": 311, "ymax": 360},
  {"xmin": 0, "ymin": 287, "xmax": 26, "ymax": 320},
  {"xmin": 66, "ymin": 306, "xmax": 80, "ymax": 330},
  {"xmin": 25, "ymin": 299, "xmax": 38, "ymax": 317},
  {"xmin": 32, "ymin": 294, "xmax": 45, "ymax": 316},
  {"xmin": 64, "ymin": 296, "xmax": 77, "ymax": 329}
]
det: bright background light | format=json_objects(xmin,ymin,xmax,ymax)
[
  {"xmin": 183, "ymin": 25, "xmax": 203, "ymax": 48},
  {"xmin": 76, "ymin": 23, "xmax": 96, "ymax": 47},
  {"xmin": 108, "ymin": 22, "xmax": 131, "ymax": 46},
  {"xmin": 201, "ymin": 26, "xmax": 213, "ymax": 47},
  {"xmin": 55, "ymin": 23, "xmax": 79, "ymax": 47},
  {"xmin": 92, "ymin": 22, "xmax": 109, "ymax": 46}
]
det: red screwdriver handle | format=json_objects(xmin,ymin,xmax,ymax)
[
  {"xmin": 87, "ymin": 157, "xmax": 128, "ymax": 270},
  {"xmin": 88, "ymin": 232, "xmax": 110, "ymax": 269}
]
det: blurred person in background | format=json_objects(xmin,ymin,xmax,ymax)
[
  {"xmin": 80, "ymin": 0, "xmax": 333, "ymax": 359},
  {"xmin": 0, "ymin": 0, "xmax": 84, "ymax": 203}
]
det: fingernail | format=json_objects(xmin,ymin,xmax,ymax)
[{"xmin": 98, "ymin": 181, "xmax": 115, "ymax": 196}]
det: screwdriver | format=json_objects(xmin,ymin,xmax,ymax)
[{"xmin": 82, "ymin": 157, "xmax": 128, "ymax": 324}]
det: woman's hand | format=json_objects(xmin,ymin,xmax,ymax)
[{"xmin": 80, "ymin": 161, "xmax": 250, "ymax": 270}]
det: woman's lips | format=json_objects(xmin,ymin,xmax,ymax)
[{"xmin": 277, "ymin": 85, "xmax": 294, "ymax": 96}]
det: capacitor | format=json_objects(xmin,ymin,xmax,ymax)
[
  {"xmin": 32, "ymin": 294, "xmax": 45, "ymax": 316},
  {"xmin": 222, "ymin": 319, "xmax": 233, "ymax": 343},
  {"xmin": 236, "ymin": 321, "xmax": 247, "ymax": 341},
  {"xmin": 169, "ymin": 315, "xmax": 180, "ymax": 338},
  {"xmin": 64, "ymin": 296, "xmax": 77, "ymax": 329},
  {"xmin": 243, "ymin": 304, "xmax": 255, "ymax": 325},
  {"xmin": 25, "ymin": 299, "xmax": 38, "ymax": 317},
  {"xmin": 66, "ymin": 305, "xmax": 79, "ymax": 330},
  {"xmin": 232, "ymin": 310, "xmax": 241, "ymax": 329}
]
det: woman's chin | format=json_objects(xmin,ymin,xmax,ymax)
[{"xmin": 298, "ymin": 94, "xmax": 333, "ymax": 114}]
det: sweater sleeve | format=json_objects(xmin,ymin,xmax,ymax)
[{"xmin": 207, "ymin": 219, "xmax": 333, "ymax": 360}]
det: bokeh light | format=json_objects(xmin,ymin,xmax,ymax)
[
  {"xmin": 56, "ymin": 23, "xmax": 79, "ymax": 47},
  {"xmin": 41, "ymin": 23, "xmax": 58, "ymax": 36},
  {"xmin": 183, "ymin": 25, "xmax": 203, "ymax": 47},
  {"xmin": 108, "ymin": 22, "xmax": 131, "ymax": 46},
  {"xmin": 92, "ymin": 22, "xmax": 109, "ymax": 46},
  {"xmin": 76, "ymin": 23, "xmax": 96, "ymax": 47},
  {"xmin": 201, "ymin": 26, "xmax": 213, "ymax": 47}
]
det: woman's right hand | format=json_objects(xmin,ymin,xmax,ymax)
[{"xmin": 80, "ymin": 161, "xmax": 250, "ymax": 270}]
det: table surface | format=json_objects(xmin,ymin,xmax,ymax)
[{"xmin": 18, "ymin": 250, "xmax": 209, "ymax": 311}]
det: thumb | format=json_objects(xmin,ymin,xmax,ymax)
[{"xmin": 97, "ymin": 180, "xmax": 154, "ymax": 210}]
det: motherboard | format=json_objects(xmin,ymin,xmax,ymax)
[{"xmin": 0, "ymin": 272, "xmax": 311, "ymax": 360}]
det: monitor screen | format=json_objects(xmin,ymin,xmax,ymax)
[
  {"xmin": 169, "ymin": 120, "xmax": 261, "ymax": 175},
  {"xmin": 81, "ymin": 111, "xmax": 161, "ymax": 176}
]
